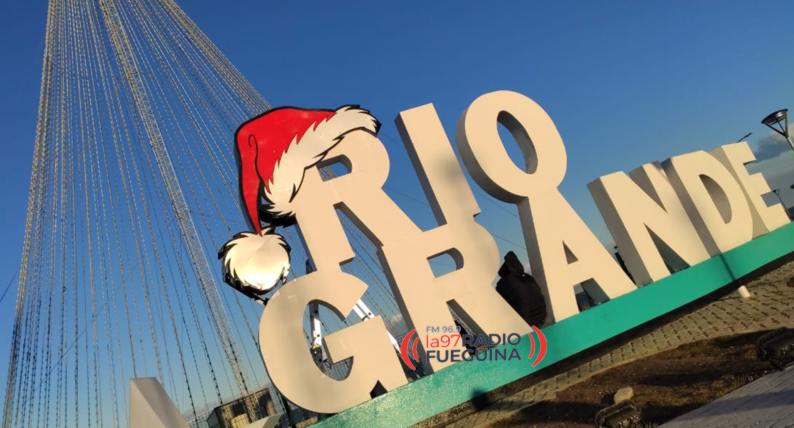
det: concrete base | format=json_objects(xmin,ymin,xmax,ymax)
[
  {"xmin": 662, "ymin": 367, "xmax": 794, "ymax": 427},
  {"xmin": 129, "ymin": 377, "xmax": 188, "ymax": 428}
]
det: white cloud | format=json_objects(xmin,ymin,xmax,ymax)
[{"xmin": 752, "ymin": 125, "xmax": 794, "ymax": 161}]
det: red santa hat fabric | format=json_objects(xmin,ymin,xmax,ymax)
[
  {"xmin": 219, "ymin": 105, "xmax": 379, "ymax": 296},
  {"xmin": 235, "ymin": 105, "xmax": 379, "ymax": 231}
]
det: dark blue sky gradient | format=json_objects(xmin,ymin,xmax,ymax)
[{"xmin": 2, "ymin": 0, "xmax": 794, "ymax": 402}]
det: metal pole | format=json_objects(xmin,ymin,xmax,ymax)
[
  {"xmin": 786, "ymin": 135, "xmax": 794, "ymax": 153},
  {"xmin": 773, "ymin": 189, "xmax": 785, "ymax": 207}
]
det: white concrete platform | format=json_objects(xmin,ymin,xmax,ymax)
[
  {"xmin": 662, "ymin": 366, "xmax": 794, "ymax": 427},
  {"xmin": 129, "ymin": 377, "xmax": 189, "ymax": 428}
]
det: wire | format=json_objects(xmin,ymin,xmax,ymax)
[{"xmin": 0, "ymin": 274, "xmax": 17, "ymax": 306}]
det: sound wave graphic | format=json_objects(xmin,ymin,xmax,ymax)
[
  {"xmin": 400, "ymin": 329, "xmax": 421, "ymax": 371},
  {"xmin": 528, "ymin": 325, "xmax": 547, "ymax": 367}
]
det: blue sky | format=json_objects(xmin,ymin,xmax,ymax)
[
  {"xmin": 2, "ymin": 0, "xmax": 794, "ymax": 410},
  {"xmin": 178, "ymin": 0, "xmax": 794, "ymax": 241}
]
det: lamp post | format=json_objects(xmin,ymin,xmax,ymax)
[
  {"xmin": 739, "ymin": 110, "xmax": 794, "ymax": 301},
  {"xmin": 761, "ymin": 109, "xmax": 794, "ymax": 152},
  {"xmin": 772, "ymin": 182, "xmax": 794, "ymax": 211},
  {"xmin": 773, "ymin": 189, "xmax": 785, "ymax": 206}
]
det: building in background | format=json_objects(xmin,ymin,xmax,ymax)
[{"xmin": 206, "ymin": 388, "xmax": 280, "ymax": 428}]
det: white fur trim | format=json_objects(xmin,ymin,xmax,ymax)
[
  {"xmin": 219, "ymin": 229, "xmax": 291, "ymax": 293},
  {"xmin": 264, "ymin": 106, "xmax": 378, "ymax": 218}
]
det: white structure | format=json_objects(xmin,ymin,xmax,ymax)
[{"xmin": 129, "ymin": 378, "xmax": 188, "ymax": 428}]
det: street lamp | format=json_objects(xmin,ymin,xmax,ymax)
[
  {"xmin": 773, "ymin": 189, "xmax": 785, "ymax": 206},
  {"xmin": 761, "ymin": 109, "xmax": 794, "ymax": 152}
]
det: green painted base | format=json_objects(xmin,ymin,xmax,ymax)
[{"xmin": 316, "ymin": 222, "xmax": 794, "ymax": 428}]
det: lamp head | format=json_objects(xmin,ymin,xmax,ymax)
[{"xmin": 762, "ymin": 109, "xmax": 789, "ymax": 138}]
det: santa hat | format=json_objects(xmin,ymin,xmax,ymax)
[{"xmin": 219, "ymin": 105, "xmax": 379, "ymax": 297}]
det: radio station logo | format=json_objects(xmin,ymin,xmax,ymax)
[{"xmin": 400, "ymin": 325, "xmax": 548, "ymax": 370}]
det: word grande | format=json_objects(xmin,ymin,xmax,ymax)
[{"xmin": 257, "ymin": 90, "xmax": 788, "ymax": 414}]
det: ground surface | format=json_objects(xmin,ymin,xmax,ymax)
[
  {"xmin": 493, "ymin": 332, "xmax": 774, "ymax": 427},
  {"xmin": 419, "ymin": 258, "xmax": 794, "ymax": 427},
  {"xmin": 662, "ymin": 359, "xmax": 794, "ymax": 427}
]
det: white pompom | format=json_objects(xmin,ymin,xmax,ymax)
[{"xmin": 219, "ymin": 228, "xmax": 291, "ymax": 295}]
